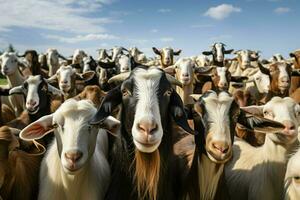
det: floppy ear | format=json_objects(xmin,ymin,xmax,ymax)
[
  {"xmin": 202, "ymin": 51, "xmax": 212, "ymax": 56},
  {"xmin": 9, "ymin": 85, "xmax": 24, "ymax": 95},
  {"xmin": 20, "ymin": 115, "xmax": 53, "ymax": 141},
  {"xmin": 152, "ymin": 47, "xmax": 161, "ymax": 56},
  {"xmin": 173, "ymin": 49, "xmax": 182, "ymax": 56},
  {"xmin": 169, "ymin": 91, "xmax": 196, "ymax": 135},
  {"xmin": 90, "ymin": 86, "xmax": 122, "ymax": 125},
  {"xmin": 194, "ymin": 66, "xmax": 213, "ymax": 75},
  {"xmin": 224, "ymin": 49, "xmax": 234, "ymax": 54},
  {"xmin": 290, "ymin": 53, "xmax": 295, "ymax": 58},
  {"xmin": 98, "ymin": 116, "xmax": 120, "ymax": 136},
  {"xmin": 77, "ymin": 71, "xmax": 95, "ymax": 81},
  {"xmin": 231, "ymin": 76, "xmax": 248, "ymax": 82},
  {"xmin": 261, "ymin": 59, "xmax": 271, "ymax": 65},
  {"xmin": 237, "ymin": 109, "xmax": 285, "ymax": 134}
]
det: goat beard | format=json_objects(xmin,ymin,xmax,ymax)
[{"xmin": 133, "ymin": 149, "xmax": 160, "ymax": 200}]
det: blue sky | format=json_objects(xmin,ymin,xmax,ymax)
[{"xmin": 0, "ymin": 0, "xmax": 298, "ymax": 59}]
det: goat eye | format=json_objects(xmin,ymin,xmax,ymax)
[
  {"xmin": 294, "ymin": 176, "xmax": 300, "ymax": 184},
  {"xmin": 164, "ymin": 89, "xmax": 172, "ymax": 96},
  {"xmin": 88, "ymin": 126, "xmax": 92, "ymax": 132},
  {"xmin": 52, "ymin": 123, "xmax": 58, "ymax": 128}
]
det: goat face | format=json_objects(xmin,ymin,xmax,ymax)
[
  {"xmin": 194, "ymin": 91, "xmax": 237, "ymax": 163},
  {"xmin": 174, "ymin": 58, "xmax": 195, "ymax": 85},
  {"xmin": 285, "ymin": 149, "xmax": 300, "ymax": 200},
  {"xmin": 203, "ymin": 43, "xmax": 233, "ymax": 63},
  {"xmin": 0, "ymin": 53, "xmax": 20, "ymax": 76},
  {"xmin": 91, "ymin": 66, "xmax": 194, "ymax": 153},
  {"xmin": 243, "ymin": 97, "xmax": 300, "ymax": 144},
  {"xmin": 20, "ymin": 99, "xmax": 120, "ymax": 174},
  {"xmin": 234, "ymin": 50, "xmax": 259, "ymax": 69},
  {"xmin": 117, "ymin": 55, "xmax": 131, "ymax": 73},
  {"xmin": 47, "ymin": 49, "xmax": 59, "ymax": 66},
  {"xmin": 270, "ymin": 62, "xmax": 292, "ymax": 94},
  {"xmin": 249, "ymin": 70, "xmax": 270, "ymax": 93},
  {"xmin": 72, "ymin": 49, "xmax": 86, "ymax": 65},
  {"xmin": 9, "ymin": 75, "xmax": 61, "ymax": 114},
  {"xmin": 57, "ymin": 66, "xmax": 75, "ymax": 93},
  {"xmin": 212, "ymin": 67, "xmax": 230, "ymax": 91},
  {"xmin": 153, "ymin": 47, "xmax": 181, "ymax": 67},
  {"xmin": 82, "ymin": 56, "xmax": 97, "ymax": 73}
]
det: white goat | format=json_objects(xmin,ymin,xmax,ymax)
[
  {"xmin": 20, "ymin": 99, "xmax": 120, "ymax": 200},
  {"xmin": 225, "ymin": 97, "xmax": 300, "ymax": 200}
]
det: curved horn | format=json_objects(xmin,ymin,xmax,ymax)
[
  {"xmin": 108, "ymin": 72, "xmax": 130, "ymax": 84},
  {"xmin": 166, "ymin": 74, "xmax": 182, "ymax": 87}
]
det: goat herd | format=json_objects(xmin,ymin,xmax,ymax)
[{"xmin": 0, "ymin": 43, "xmax": 300, "ymax": 200}]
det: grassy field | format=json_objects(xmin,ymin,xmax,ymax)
[{"xmin": 0, "ymin": 78, "xmax": 8, "ymax": 85}]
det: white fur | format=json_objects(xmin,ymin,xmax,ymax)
[
  {"xmin": 216, "ymin": 67, "xmax": 228, "ymax": 88},
  {"xmin": 131, "ymin": 67, "xmax": 164, "ymax": 153},
  {"xmin": 285, "ymin": 147, "xmax": 300, "ymax": 200},
  {"xmin": 25, "ymin": 76, "xmax": 42, "ymax": 113},
  {"xmin": 47, "ymin": 48, "xmax": 60, "ymax": 76},
  {"xmin": 37, "ymin": 100, "xmax": 110, "ymax": 200},
  {"xmin": 215, "ymin": 43, "xmax": 224, "ymax": 62},
  {"xmin": 225, "ymin": 97, "xmax": 300, "ymax": 200},
  {"xmin": 117, "ymin": 55, "xmax": 131, "ymax": 73}
]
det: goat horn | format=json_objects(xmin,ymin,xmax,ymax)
[{"xmin": 108, "ymin": 72, "xmax": 130, "ymax": 84}]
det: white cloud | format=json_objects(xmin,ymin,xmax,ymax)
[
  {"xmin": 274, "ymin": 7, "xmax": 291, "ymax": 14},
  {"xmin": 44, "ymin": 33, "xmax": 119, "ymax": 43},
  {"xmin": 160, "ymin": 37, "xmax": 174, "ymax": 42},
  {"xmin": 150, "ymin": 29, "xmax": 158, "ymax": 33},
  {"xmin": 158, "ymin": 8, "xmax": 171, "ymax": 13},
  {"xmin": 0, "ymin": 0, "xmax": 118, "ymax": 34},
  {"xmin": 204, "ymin": 4, "xmax": 241, "ymax": 20}
]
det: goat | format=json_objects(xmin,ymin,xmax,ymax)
[
  {"xmin": 20, "ymin": 99, "xmax": 120, "ymax": 199},
  {"xmin": 285, "ymin": 147, "xmax": 300, "ymax": 200},
  {"xmin": 19, "ymin": 50, "xmax": 48, "ymax": 77},
  {"xmin": 46, "ymin": 48, "xmax": 66, "ymax": 76},
  {"xmin": 47, "ymin": 65, "xmax": 95, "ymax": 100},
  {"xmin": 0, "ymin": 126, "xmax": 45, "ymax": 200},
  {"xmin": 72, "ymin": 49, "xmax": 87, "ymax": 73},
  {"xmin": 129, "ymin": 47, "xmax": 147, "ymax": 63},
  {"xmin": 90, "ymin": 66, "xmax": 194, "ymax": 200},
  {"xmin": 225, "ymin": 97, "xmax": 300, "ymax": 200},
  {"xmin": 202, "ymin": 43, "xmax": 234, "ymax": 67},
  {"xmin": 73, "ymin": 85, "xmax": 106, "ymax": 108},
  {"xmin": 152, "ymin": 47, "xmax": 182, "ymax": 68},
  {"xmin": 96, "ymin": 49, "xmax": 111, "ymax": 62}
]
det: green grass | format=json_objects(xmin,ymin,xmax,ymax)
[{"xmin": 0, "ymin": 78, "xmax": 8, "ymax": 85}]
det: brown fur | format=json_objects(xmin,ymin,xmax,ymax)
[
  {"xmin": 290, "ymin": 50, "xmax": 300, "ymax": 94},
  {"xmin": 73, "ymin": 85, "xmax": 106, "ymax": 108},
  {"xmin": 0, "ymin": 126, "xmax": 44, "ymax": 200},
  {"xmin": 133, "ymin": 150, "xmax": 160, "ymax": 200}
]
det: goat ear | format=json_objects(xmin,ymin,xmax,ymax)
[
  {"xmin": 98, "ymin": 116, "xmax": 120, "ymax": 136},
  {"xmin": 47, "ymin": 74, "xmax": 58, "ymax": 84},
  {"xmin": 231, "ymin": 76, "xmax": 248, "ymax": 83},
  {"xmin": 291, "ymin": 69, "xmax": 300, "ymax": 77},
  {"xmin": 258, "ymin": 62, "xmax": 270, "ymax": 76},
  {"xmin": 47, "ymin": 84, "xmax": 62, "ymax": 96},
  {"xmin": 240, "ymin": 105, "xmax": 264, "ymax": 116},
  {"xmin": 164, "ymin": 66, "xmax": 175, "ymax": 75},
  {"xmin": 290, "ymin": 53, "xmax": 295, "ymax": 58},
  {"xmin": 9, "ymin": 85, "xmax": 24, "ymax": 95},
  {"xmin": 224, "ymin": 49, "xmax": 234, "ymax": 54},
  {"xmin": 169, "ymin": 91, "xmax": 196, "ymax": 135},
  {"xmin": 98, "ymin": 61, "xmax": 116, "ymax": 69},
  {"xmin": 202, "ymin": 51, "xmax": 212, "ymax": 56},
  {"xmin": 20, "ymin": 115, "xmax": 53, "ymax": 141},
  {"xmin": 90, "ymin": 86, "xmax": 122, "ymax": 125},
  {"xmin": 174, "ymin": 49, "xmax": 182, "ymax": 56},
  {"xmin": 152, "ymin": 47, "xmax": 161, "ymax": 55},
  {"xmin": 261, "ymin": 59, "xmax": 271, "ymax": 65},
  {"xmin": 77, "ymin": 71, "xmax": 95, "ymax": 81},
  {"xmin": 237, "ymin": 109, "xmax": 285, "ymax": 134}
]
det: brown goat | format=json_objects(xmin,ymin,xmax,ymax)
[
  {"xmin": 289, "ymin": 50, "xmax": 300, "ymax": 94},
  {"xmin": 73, "ymin": 85, "xmax": 106, "ymax": 108},
  {"xmin": 0, "ymin": 126, "xmax": 45, "ymax": 200}
]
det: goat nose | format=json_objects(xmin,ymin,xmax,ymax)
[
  {"xmin": 182, "ymin": 73, "xmax": 189, "ymax": 77},
  {"xmin": 212, "ymin": 141, "xmax": 229, "ymax": 154},
  {"xmin": 283, "ymin": 120, "xmax": 296, "ymax": 131},
  {"xmin": 61, "ymin": 80, "xmax": 68, "ymax": 84},
  {"xmin": 137, "ymin": 121, "xmax": 158, "ymax": 135},
  {"xmin": 219, "ymin": 82, "xmax": 228, "ymax": 88},
  {"xmin": 27, "ymin": 100, "xmax": 37, "ymax": 106},
  {"xmin": 65, "ymin": 151, "xmax": 83, "ymax": 163}
]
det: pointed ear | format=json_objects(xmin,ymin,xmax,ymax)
[
  {"xmin": 240, "ymin": 105, "xmax": 264, "ymax": 116},
  {"xmin": 90, "ymin": 86, "xmax": 122, "ymax": 125},
  {"xmin": 290, "ymin": 53, "xmax": 295, "ymax": 58},
  {"xmin": 20, "ymin": 115, "xmax": 53, "ymax": 141},
  {"xmin": 77, "ymin": 71, "xmax": 95, "ymax": 82},
  {"xmin": 224, "ymin": 49, "xmax": 234, "ymax": 54},
  {"xmin": 9, "ymin": 85, "xmax": 24, "ymax": 95},
  {"xmin": 231, "ymin": 76, "xmax": 248, "ymax": 82},
  {"xmin": 47, "ymin": 84, "xmax": 62, "ymax": 96},
  {"xmin": 173, "ymin": 49, "xmax": 182, "ymax": 56},
  {"xmin": 237, "ymin": 109, "xmax": 285, "ymax": 134},
  {"xmin": 202, "ymin": 51, "xmax": 212, "ymax": 56},
  {"xmin": 152, "ymin": 47, "xmax": 161, "ymax": 55},
  {"xmin": 47, "ymin": 74, "xmax": 58, "ymax": 84},
  {"xmin": 98, "ymin": 116, "xmax": 120, "ymax": 136},
  {"xmin": 169, "ymin": 91, "xmax": 196, "ymax": 135}
]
